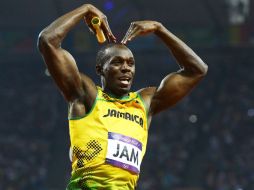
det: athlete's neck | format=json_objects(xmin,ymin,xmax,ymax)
[{"xmin": 102, "ymin": 87, "xmax": 129, "ymax": 99}]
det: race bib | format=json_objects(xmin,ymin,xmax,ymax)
[{"xmin": 106, "ymin": 132, "xmax": 142, "ymax": 174}]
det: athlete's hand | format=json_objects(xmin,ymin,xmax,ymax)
[
  {"xmin": 121, "ymin": 21, "xmax": 162, "ymax": 44},
  {"xmin": 84, "ymin": 4, "xmax": 116, "ymax": 42}
]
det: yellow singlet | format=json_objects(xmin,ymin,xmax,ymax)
[{"xmin": 67, "ymin": 87, "xmax": 148, "ymax": 190}]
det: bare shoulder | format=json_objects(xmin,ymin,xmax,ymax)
[
  {"xmin": 136, "ymin": 87, "xmax": 157, "ymax": 111},
  {"xmin": 137, "ymin": 87, "xmax": 157, "ymax": 98}
]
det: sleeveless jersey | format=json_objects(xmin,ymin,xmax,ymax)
[{"xmin": 67, "ymin": 87, "xmax": 148, "ymax": 190}]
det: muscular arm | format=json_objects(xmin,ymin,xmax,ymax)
[
  {"xmin": 37, "ymin": 4, "xmax": 115, "ymax": 115},
  {"xmin": 122, "ymin": 21, "xmax": 208, "ymax": 116}
]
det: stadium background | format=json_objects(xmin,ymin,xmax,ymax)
[{"xmin": 0, "ymin": 0, "xmax": 253, "ymax": 189}]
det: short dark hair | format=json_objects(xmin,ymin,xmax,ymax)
[
  {"xmin": 96, "ymin": 43, "xmax": 116, "ymax": 66},
  {"xmin": 96, "ymin": 43, "xmax": 131, "ymax": 66}
]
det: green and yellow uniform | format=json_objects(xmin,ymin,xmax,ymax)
[{"xmin": 67, "ymin": 87, "xmax": 148, "ymax": 190}]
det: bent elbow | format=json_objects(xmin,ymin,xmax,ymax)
[
  {"xmin": 193, "ymin": 59, "xmax": 208, "ymax": 77},
  {"xmin": 37, "ymin": 31, "xmax": 50, "ymax": 52},
  {"xmin": 200, "ymin": 62, "xmax": 208, "ymax": 76},
  {"xmin": 37, "ymin": 30, "xmax": 60, "ymax": 52}
]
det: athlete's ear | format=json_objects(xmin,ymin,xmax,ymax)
[{"xmin": 96, "ymin": 64, "xmax": 103, "ymax": 76}]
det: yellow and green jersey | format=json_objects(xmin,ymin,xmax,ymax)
[{"xmin": 67, "ymin": 87, "xmax": 148, "ymax": 190}]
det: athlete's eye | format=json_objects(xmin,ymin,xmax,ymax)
[
  {"xmin": 128, "ymin": 61, "xmax": 134, "ymax": 67},
  {"xmin": 127, "ymin": 59, "xmax": 135, "ymax": 67},
  {"xmin": 111, "ymin": 59, "xmax": 122, "ymax": 65}
]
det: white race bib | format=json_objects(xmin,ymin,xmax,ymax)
[{"xmin": 106, "ymin": 132, "xmax": 142, "ymax": 174}]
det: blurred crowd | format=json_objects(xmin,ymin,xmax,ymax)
[
  {"xmin": 138, "ymin": 53, "xmax": 254, "ymax": 190},
  {"xmin": 0, "ymin": 82, "xmax": 57, "ymax": 190},
  {"xmin": 1, "ymin": 50, "xmax": 253, "ymax": 190}
]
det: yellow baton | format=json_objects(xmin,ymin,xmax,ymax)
[{"xmin": 91, "ymin": 17, "xmax": 106, "ymax": 43}]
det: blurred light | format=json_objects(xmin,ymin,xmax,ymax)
[
  {"xmin": 227, "ymin": 0, "xmax": 250, "ymax": 25},
  {"xmin": 189, "ymin": 114, "xmax": 198, "ymax": 123},
  {"xmin": 104, "ymin": 1, "xmax": 114, "ymax": 11},
  {"xmin": 247, "ymin": 108, "xmax": 254, "ymax": 117}
]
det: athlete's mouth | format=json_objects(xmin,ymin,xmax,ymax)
[{"xmin": 118, "ymin": 76, "xmax": 131, "ymax": 85}]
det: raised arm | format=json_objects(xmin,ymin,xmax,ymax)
[
  {"xmin": 122, "ymin": 21, "xmax": 208, "ymax": 116},
  {"xmin": 37, "ymin": 4, "xmax": 116, "ymax": 104}
]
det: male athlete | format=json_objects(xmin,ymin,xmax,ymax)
[{"xmin": 38, "ymin": 4, "xmax": 208, "ymax": 190}]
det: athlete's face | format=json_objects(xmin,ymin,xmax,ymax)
[{"xmin": 99, "ymin": 45, "xmax": 135, "ymax": 97}]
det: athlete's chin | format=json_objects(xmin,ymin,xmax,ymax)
[
  {"xmin": 116, "ymin": 85, "xmax": 132, "ymax": 95},
  {"xmin": 118, "ymin": 86, "xmax": 131, "ymax": 94}
]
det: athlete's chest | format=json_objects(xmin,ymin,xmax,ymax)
[{"xmin": 94, "ymin": 99, "xmax": 146, "ymax": 130}]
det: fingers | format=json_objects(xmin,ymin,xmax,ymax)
[
  {"xmin": 121, "ymin": 23, "xmax": 134, "ymax": 44},
  {"xmin": 121, "ymin": 23, "xmax": 140, "ymax": 44},
  {"xmin": 84, "ymin": 13, "xmax": 96, "ymax": 34},
  {"xmin": 121, "ymin": 27, "xmax": 140, "ymax": 44},
  {"xmin": 84, "ymin": 7, "xmax": 116, "ymax": 43},
  {"xmin": 101, "ymin": 17, "xmax": 117, "ymax": 43}
]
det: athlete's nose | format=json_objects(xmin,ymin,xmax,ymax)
[{"xmin": 120, "ymin": 62, "xmax": 131, "ymax": 72}]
